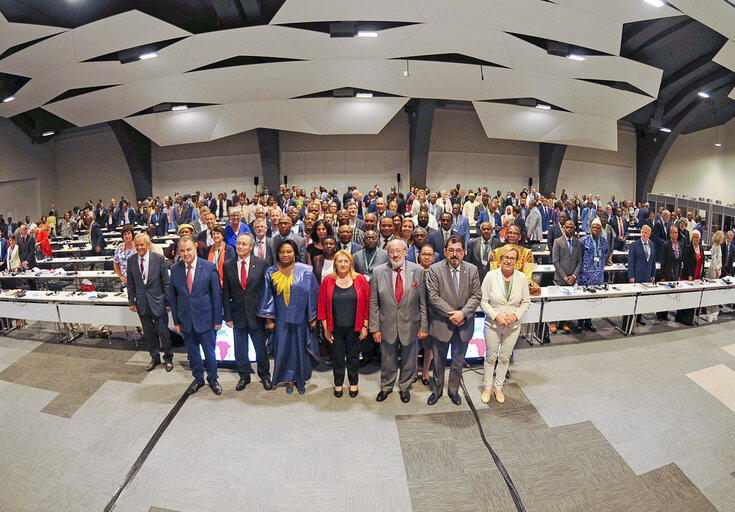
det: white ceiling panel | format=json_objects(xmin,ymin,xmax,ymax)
[
  {"xmin": 288, "ymin": 97, "xmax": 408, "ymax": 134},
  {"xmin": 288, "ymin": 60, "xmax": 409, "ymax": 98},
  {"xmin": 43, "ymin": 85, "xmax": 126, "ymax": 126},
  {"xmin": 507, "ymin": 5, "xmax": 623, "ymax": 56},
  {"xmin": 558, "ymin": 0, "xmax": 682, "ymax": 23},
  {"xmin": 271, "ymin": 0, "xmax": 424, "ymax": 24},
  {"xmin": 409, "ymin": 0, "xmax": 554, "ymax": 31},
  {"xmin": 386, "ymin": 24, "xmax": 513, "ymax": 68},
  {"xmin": 72, "ymin": 10, "xmax": 191, "ymax": 62},
  {"xmin": 0, "ymin": 30, "xmax": 76, "ymax": 77},
  {"xmin": 670, "ymin": 0, "xmax": 735, "ymax": 40},
  {"xmin": 121, "ymin": 75, "xmax": 219, "ymax": 115},
  {"xmin": 541, "ymin": 115, "xmax": 618, "ymax": 150},
  {"xmin": 184, "ymin": 26, "xmax": 303, "ymax": 71},
  {"xmin": 474, "ymin": 101, "xmax": 572, "ymax": 142},
  {"xmin": 124, "ymin": 105, "xmax": 225, "ymax": 146},
  {"xmin": 570, "ymin": 80, "xmax": 656, "ymax": 120},
  {"xmin": 187, "ymin": 61, "xmax": 312, "ymax": 103},
  {"xmin": 0, "ymin": 80, "xmax": 39, "ymax": 117},
  {"xmin": 212, "ymin": 101, "xmax": 317, "ymax": 140},
  {"xmin": 502, "ymin": 33, "xmax": 663, "ymax": 98},
  {"xmin": 713, "ymin": 40, "xmax": 735, "ymax": 72},
  {"xmin": 0, "ymin": 20, "xmax": 67, "ymax": 58},
  {"xmin": 28, "ymin": 64, "xmax": 120, "ymax": 107}
]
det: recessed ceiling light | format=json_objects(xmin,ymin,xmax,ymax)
[
  {"xmin": 139, "ymin": 52, "xmax": 158, "ymax": 60},
  {"xmin": 42, "ymin": 131, "xmax": 54, "ymax": 137},
  {"xmin": 567, "ymin": 54, "xmax": 586, "ymax": 61},
  {"xmin": 660, "ymin": 127, "xmax": 672, "ymax": 133},
  {"xmin": 355, "ymin": 92, "xmax": 373, "ymax": 99},
  {"xmin": 357, "ymin": 31, "xmax": 378, "ymax": 38},
  {"xmin": 715, "ymin": 142, "xmax": 723, "ymax": 147},
  {"xmin": 535, "ymin": 104, "xmax": 552, "ymax": 110},
  {"xmin": 644, "ymin": 0, "xmax": 665, "ymax": 7},
  {"xmin": 2, "ymin": 96, "xmax": 15, "ymax": 103},
  {"xmin": 171, "ymin": 105, "xmax": 188, "ymax": 111},
  {"xmin": 698, "ymin": 91, "xmax": 710, "ymax": 98}
]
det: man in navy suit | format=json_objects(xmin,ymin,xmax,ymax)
[
  {"xmin": 150, "ymin": 204, "xmax": 167, "ymax": 237},
  {"xmin": 223, "ymin": 233, "xmax": 271, "ymax": 391},
  {"xmin": 169, "ymin": 236, "xmax": 223, "ymax": 395},
  {"xmin": 651, "ymin": 210, "xmax": 671, "ymax": 262},
  {"xmin": 450, "ymin": 203, "xmax": 470, "ymax": 248},
  {"xmin": 337, "ymin": 225, "xmax": 362, "ymax": 254},
  {"xmin": 538, "ymin": 197, "xmax": 552, "ymax": 232},
  {"xmin": 628, "ymin": 225, "xmax": 656, "ymax": 325},
  {"xmin": 116, "ymin": 200, "xmax": 136, "ymax": 226},
  {"xmin": 429, "ymin": 213, "xmax": 460, "ymax": 260},
  {"xmin": 610, "ymin": 207, "xmax": 628, "ymax": 251},
  {"xmin": 475, "ymin": 199, "xmax": 501, "ymax": 237}
]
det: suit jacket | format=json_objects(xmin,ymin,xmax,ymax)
[
  {"xmin": 252, "ymin": 237, "xmax": 275, "ymax": 266},
  {"xmin": 451, "ymin": 215, "xmax": 470, "ymax": 247},
  {"xmin": 271, "ymin": 233, "xmax": 307, "ymax": 263},
  {"xmin": 721, "ymin": 241, "xmax": 735, "ymax": 276},
  {"xmin": 660, "ymin": 240, "xmax": 684, "ymax": 281},
  {"xmin": 547, "ymin": 224, "xmax": 563, "ymax": 252},
  {"xmin": 428, "ymin": 228, "xmax": 459, "ymax": 260},
  {"xmin": 353, "ymin": 248, "xmax": 389, "ymax": 276},
  {"xmin": 0, "ymin": 239, "xmax": 7, "ymax": 270},
  {"xmin": 681, "ymin": 243, "xmax": 705, "ymax": 280},
  {"xmin": 214, "ymin": 198, "xmax": 231, "ymax": 219},
  {"xmin": 117, "ymin": 207, "xmax": 136, "ymax": 226},
  {"xmin": 637, "ymin": 207, "xmax": 649, "ymax": 226},
  {"xmin": 90, "ymin": 221, "xmax": 106, "ymax": 252},
  {"xmin": 651, "ymin": 218, "xmax": 671, "ymax": 255},
  {"xmin": 222, "ymin": 255, "xmax": 268, "ymax": 329},
  {"xmin": 172, "ymin": 205, "xmax": 192, "ymax": 228},
  {"xmin": 127, "ymin": 251, "xmax": 170, "ymax": 317},
  {"xmin": 627, "ymin": 239, "xmax": 657, "ymax": 282},
  {"xmin": 466, "ymin": 236, "xmax": 501, "ymax": 283},
  {"xmin": 480, "ymin": 268, "xmax": 531, "ymax": 328},
  {"xmin": 475, "ymin": 209, "xmax": 502, "ymax": 232},
  {"xmin": 17, "ymin": 234, "xmax": 35, "ymax": 266},
  {"xmin": 426, "ymin": 260, "xmax": 482, "ymax": 343},
  {"xmin": 525, "ymin": 208, "xmax": 542, "ymax": 242},
  {"xmin": 150, "ymin": 212, "xmax": 167, "ymax": 237},
  {"xmin": 551, "ymin": 235, "xmax": 582, "ymax": 285},
  {"xmin": 338, "ymin": 241, "xmax": 363, "ymax": 255},
  {"xmin": 368, "ymin": 261, "xmax": 428, "ymax": 345},
  {"xmin": 169, "ymin": 257, "xmax": 223, "ymax": 334}
]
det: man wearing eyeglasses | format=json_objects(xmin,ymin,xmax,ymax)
[{"xmin": 426, "ymin": 236, "xmax": 482, "ymax": 406}]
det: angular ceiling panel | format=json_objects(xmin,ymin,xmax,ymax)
[
  {"xmin": 287, "ymin": 60, "xmax": 409, "ymax": 99},
  {"xmin": 669, "ymin": 0, "xmax": 735, "ymax": 40},
  {"xmin": 288, "ymin": 97, "xmax": 409, "ymax": 134},
  {"xmin": 212, "ymin": 101, "xmax": 317, "ymax": 140},
  {"xmin": 0, "ymin": 20, "xmax": 67, "ymax": 58},
  {"xmin": 270, "ymin": 0, "xmax": 424, "ymax": 24},
  {"xmin": 121, "ymin": 75, "xmax": 220, "ymax": 116},
  {"xmin": 408, "ymin": 0, "xmax": 555, "ymax": 31},
  {"xmin": 124, "ymin": 105, "xmax": 225, "ymax": 146},
  {"xmin": 0, "ymin": 30, "xmax": 76, "ymax": 77},
  {"xmin": 558, "ymin": 0, "xmax": 682, "ymax": 23},
  {"xmin": 43, "ymin": 85, "xmax": 126, "ymax": 126}
]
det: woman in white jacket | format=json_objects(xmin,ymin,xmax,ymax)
[{"xmin": 480, "ymin": 245, "xmax": 530, "ymax": 404}]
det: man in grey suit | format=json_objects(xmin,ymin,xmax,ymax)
[
  {"xmin": 525, "ymin": 199, "xmax": 543, "ymax": 243},
  {"xmin": 271, "ymin": 216, "xmax": 307, "ymax": 263},
  {"xmin": 551, "ymin": 220, "xmax": 583, "ymax": 334},
  {"xmin": 426, "ymin": 236, "xmax": 482, "ymax": 405},
  {"xmin": 369, "ymin": 238, "xmax": 429, "ymax": 403},
  {"xmin": 353, "ymin": 230, "xmax": 389, "ymax": 277},
  {"xmin": 466, "ymin": 222, "xmax": 501, "ymax": 283},
  {"xmin": 127, "ymin": 233, "xmax": 173, "ymax": 371}
]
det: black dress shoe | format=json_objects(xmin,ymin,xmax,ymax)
[
  {"xmin": 334, "ymin": 388, "xmax": 343, "ymax": 398},
  {"xmin": 540, "ymin": 335, "xmax": 551, "ymax": 345},
  {"xmin": 186, "ymin": 380, "xmax": 204, "ymax": 395},
  {"xmin": 164, "ymin": 361, "xmax": 173, "ymax": 372},
  {"xmin": 636, "ymin": 317, "xmax": 646, "ymax": 326},
  {"xmin": 422, "ymin": 378, "xmax": 430, "ymax": 386},
  {"xmin": 236, "ymin": 377, "xmax": 250, "ymax": 391},
  {"xmin": 448, "ymin": 392, "xmax": 462, "ymax": 405},
  {"xmin": 427, "ymin": 393, "xmax": 441, "ymax": 406},
  {"xmin": 209, "ymin": 381, "xmax": 222, "ymax": 395},
  {"xmin": 376, "ymin": 390, "xmax": 391, "ymax": 402},
  {"xmin": 146, "ymin": 359, "xmax": 160, "ymax": 371},
  {"xmin": 399, "ymin": 390, "xmax": 410, "ymax": 403},
  {"xmin": 585, "ymin": 323, "xmax": 597, "ymax": 332},
  {"xmin": 348, "ymin": 388, "xmax": 359, "ymax": 398},
  {"xmin": 261, "ymin": 378, "xmax": 273, "ymax": 391}
]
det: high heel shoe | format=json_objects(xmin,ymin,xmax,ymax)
[
  {"xmin": 348, "ymin": 387, "xmax": 358, "ymax": 398},
  {"xmin": 334, "ymin": 388, "xmax": 343, "ymax": 398}
]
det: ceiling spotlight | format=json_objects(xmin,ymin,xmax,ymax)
[
  {"xmin": 660, "ymin": 127, "xmax": 672, "ymax": 133},
  {"xmin": 171, "ymin": 105, "xmax": 188, "ymax": 111},
  {"xmin": 567, "ymin": 54, "xmax": 586, "ymax": 61},
  {"xmin": 698, "ymin": 91, "xmax": 710, "ymax": 98},
  {"xmin": 3, "ymin": 96, "xmax": 15, "ymax": 103},
  {"xmin": 42, "ymin": 131, "xmax": 55, "ymax": 137},
  {"xmin": 357, "ymin": 31, "xmax": 378, "ymax": 38},
  {"xmin": 139, "ymin": 52, "xmax": 158, "ymax": 60},
  {"xmin": 535, "ymin": 104, "xmax": 552, "ymax": 110},
  {"xmin": 715, "ymin": 142, "xmax": 723, "ymax": 147},
  {"xmin": 644, "ymin": 0, "xmax": 665, "ymax": 7},
  {"xmin": 403, "ymin": 60, "xmax": 410, "ymax": 77},
  {"xmin": 355, "ymin": 92, "xmax": 373, "ymax": 99}
]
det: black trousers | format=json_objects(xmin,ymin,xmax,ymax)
[
  {"xmin": 431, "ymin": 331, "xmax": 469, "ymax": 395},
  {"xmin": 139, "ymin": 309, "xmax": 173, "ymax": 362},
  {"xmin": 332, "ymin": 325, "xmax": 360, "ymax": 386},
  {"xmin": 233, "ymin": 323, "xmax": 270, "ymax": 380}
]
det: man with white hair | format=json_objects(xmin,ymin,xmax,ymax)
[{"xmin": 652, "ymin": 210, "xmax": 671, "ymax": 262}]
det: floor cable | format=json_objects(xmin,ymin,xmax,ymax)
[
  {"xmin": 460, "ymin": 374, "xmax": 526, "ymax": 512},
  {"xmin": 103, "ymin": 390, "xmax": 191, "ymax": 512}
]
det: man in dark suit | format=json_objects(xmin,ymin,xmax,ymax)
[
  {"xmin": 637, "ymin": 203, "xmax": 649, "ymax": 227},
  {"xmin": 658, "ymin": 226, "xmax": 685, "ymax": 321},
  {"xmin": 150, "ymin": 204, "xmax": 167, "ymax": 237},
  {"xmin": 651, "ymin": 210, "xmax": 671, "ymax": 262},
  {"xmin": 466, "ymin": 222, "xmax": 501, "ymax": 283},
  {"xmin": 214, "ymin": 193, "xmax": 231, "ymax": 220},
  {"xmin": 172, "ymin": 198, "xmax": 192, "ymax": 230},
  {"xmin": 169, "ymin": 236, "xmax": 223, "ymax": 395},
  {"xmin": 426, "ymin": 236, "xmax": 482, "ymax": 406},
  {"xmin": 722, "ymin": 230, "xmax": 734, "ymax": 276},
  {"xmin": 278, "ymin": 190, "xmax": 298, "ymax": 214},
  {"xmin": 354, "ymin": 230, "xmax": 389, "ymax": 276},
  {"xmin": 551, "ymin": 220, "xmax": 582, "ymax": 334},
  {"xmin": 511, "ymin": 206, "xmax": 527, "ymax": 245},
  {"xmin": 251, "ymin": 219, "xmax": 275, "ymax": 266},
  {"xmin": 547, "ymin": 211, "xmax": 568, "ymax": 252},
  {"xmin": 127, "ymin": 233, "xmax": 173, "ymax": 371},
  {"xmin": 538, "ymin": 197, "xmax": 552, "ymax": 232},
  {"xmin": 223, "ymin": 233, "xmax": 271, "ymax": 391},
  {"xmin": 271, "ymin": 216, "xmax": 307, "ymax": 263},
  {"xmin": 16, "ymin": 223, "xmax": 36, "ymax": 270},
  {"xmin": 628, "ymin": 225, "xmax": 656, "ymax": 325},
  {"xmin": 196, "ymin": 212, "xmax": 218, "ymax": 247},
  {"xmin": 429, "ymin": 213, "xmax": 459, "ymax": 260},
  {"xmin": 374, "ymin": 197, "xmax": 395, "ymax": 223},
  {"xmin": 610, "ymin": 207, "xmax": 628, "ymax": 251},
  {"xmin": 337, "ymin": 224, "xmax": 362, "ymax": 254},
  {"xmin": 117, "ymin": 200, "xmax": 136, "ymax": 226}
]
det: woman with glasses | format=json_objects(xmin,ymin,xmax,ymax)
[{"xmin": 480, "ymin": 245, "xmax": 530, "ymax": 404}]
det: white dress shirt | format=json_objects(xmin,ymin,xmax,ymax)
[
  {"xmin": 139, "ymin": 251, "xmax": 149, "ymax": 284},
  {"xmin": 237, "ymin": 255, "xmax": 251, "ymax": 287}
]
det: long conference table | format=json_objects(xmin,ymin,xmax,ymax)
[{"xmin": 1, "ymin": 279, "xmax": 733, "ymax": 354}]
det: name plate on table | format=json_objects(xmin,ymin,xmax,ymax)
[
  {"xmin": 543, "ymin": 295, "xmax": 635, "ymax": 322},
  {"xmin": 635, "ymin": 288, "xmax": 702, "ymax": 314}
]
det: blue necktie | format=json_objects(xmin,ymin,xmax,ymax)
[{"xmin": 568, "ymin": 238, "xmax": 573, "ymax": 254}]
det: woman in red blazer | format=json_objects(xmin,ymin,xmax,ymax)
[{"xmin": 318, "ymin": 250, "xmax": 370, "ymax": 398}]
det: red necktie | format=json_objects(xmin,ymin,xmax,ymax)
[
  {"xmin": 395, "ymin": 268, "xmax": 403, "ymax": 304},
  {"xmin": 240, "ymin": 260, "xmax": 248, "ymax": 291},
  {"xmin": 258, "ymin": 240, "xmax": 264, "ymax": 258},
  {"xmin": 140, "ymin": 257, "xmax": 145, "ymax": 282},
  {"xmin": 186, "ymin": 264, "xmax": 193, "ymax": 293},
  {"xmin": 383, "ymin": 238, "xmax": 388, "ymax": 249}
]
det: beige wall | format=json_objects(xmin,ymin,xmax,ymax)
[
  {"xmin": 0, "ymin": 118, "xmax": 55, "ymax": 221},
  {"xmin": 654, "ymin": 118, "xmax": 735, "ymax": 204},
  {"xmin": 54, "ymin": 128, "xmax": 135, "ymax": 213}
]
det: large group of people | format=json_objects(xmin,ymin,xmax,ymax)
[{"xmin": 2, "ymin": 182, "xmax": 733, "ymax": 401}]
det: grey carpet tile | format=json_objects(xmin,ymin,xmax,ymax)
[
  {"xmin": 400, "ymin": 438, "xmax": 469, "ymax": 481},
  {"xmin": 595, "ymin": 477, "xmax": 664, "ymax": 512},
  {"xmin": 35, "ymin": 482, "xmax": 110, "ymax": 512},
  {"xmin": 665, "ymin": 494, "xmax": 720, "ymax": 512},
  {"xmin": 641, "ymin": 462, "xmax": 706, "ymax": 507},
  {"xmin": 405, "ymin": 475, "xmax": 497, "ymax": 512},
  {"xmin": 703, "ymin": 475, "xmax": 735, "ymax": 512},
  {"xmin": 521, "ymin": 489, "xmax": 607, "ymax": 512},
  {"xmin": 149, "ymin": 508, "xmax": 181, "ymax": 512}
]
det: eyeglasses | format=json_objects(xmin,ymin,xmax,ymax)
[
  {"xmin": 387, "ymin": 249, "xmax": 406, "ymax": 256},
  {"xmin": 445, "ymin": 248, "xmax": 464, "ymax": 254},
  {"xmin": 501, "ymin": 256, "xmax": 518, "ymax": 262}
]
